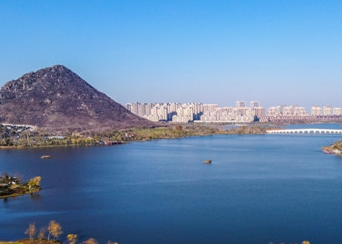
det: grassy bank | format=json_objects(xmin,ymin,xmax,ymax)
[{"xmin": 0, "ymin": 123, "xmax": 269, "ymax": 149}]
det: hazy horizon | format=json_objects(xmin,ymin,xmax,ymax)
[{"xmin": 1, "ymin": 0, "xmax": 341, "ymax": 109}]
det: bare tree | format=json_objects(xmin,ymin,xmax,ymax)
[
  {"xmin": 24, "ymin": 223, "xmax": 36, "ymax": 241},
  {"xmin": 47, "ymin": 220, "xmax": 63, "ymax": 240},
  {"xmin": 38, "ymin": 228, "xmax": 46, "ymax": 244}
]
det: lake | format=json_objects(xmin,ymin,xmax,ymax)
[{"xmin": 1, "ymin": 123, "xmax": 342, "ymax": 244}]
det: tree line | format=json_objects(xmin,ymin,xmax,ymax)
[
  {"xmin": 0, "ymin": 123, "xmax": 269, "ymax": 148},
  {"xmin": 23, "ymin": 220, "xmax": 118, "ymax": 244},
  {"xmin": 22, "ymin": 220, "xmax": 310, "ymax": 244}
]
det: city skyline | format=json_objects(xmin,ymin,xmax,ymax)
[
  {"xmin": 1, "ymin": 1, "xmax": 341, "ymax": 109},
  {"xmin": 125, "ymin": 100, "xmax": 340, "ymax": 112},
  {"xmin": 125, "ymin": 101, "xmax": 342, "ymax": 123}
]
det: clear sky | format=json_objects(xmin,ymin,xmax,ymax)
[{"xmin": 0, "ymin": 0, "xmax": 341, "ymax": 109}]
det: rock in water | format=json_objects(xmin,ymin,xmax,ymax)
[{"xmin": 41, "ymin": 155, "xmax": 52, "ymax": 159}]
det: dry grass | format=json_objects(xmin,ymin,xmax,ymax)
[{"xmin": 0, "ymin": 239, "xmax": 60, "ymax": 244}]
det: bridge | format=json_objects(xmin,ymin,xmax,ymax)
[{"xmin": 266, "ymin": 128, "xmax": 342, "ymax": 134}]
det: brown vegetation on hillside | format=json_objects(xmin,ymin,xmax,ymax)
[{"xmin": 0, "ymin": 65, "xmax": 157, "ymax": 133}]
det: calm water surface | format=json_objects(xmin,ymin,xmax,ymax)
[{"xmin": 1, "ymin": 124, "xmax": 342, "ymax": 244}]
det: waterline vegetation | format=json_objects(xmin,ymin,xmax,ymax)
[
  {"xmin": 0, "ymin": 221, "xmax": 119, "ymax": 244},
  {"xmin": 0, "ymin": 220, "xmax": 310, "ymax": 244},
  {"xmin": 0, "ymin": 173, "xmax": 41, "ymax": 199},
  {"xmin": 0, "ymin": 123, "xmax": 268, "ymax": 148}
]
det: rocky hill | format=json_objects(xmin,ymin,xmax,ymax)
[{"xmin": 0, "ymin": 65, "xmax": 157, "ymax": 133}]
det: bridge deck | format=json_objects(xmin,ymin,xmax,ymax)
[{"xmin": 266, "ymin": 128, "xmax": 342, "ymax": 134}]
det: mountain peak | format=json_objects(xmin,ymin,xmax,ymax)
[{"xmin": 0, "ymin": 65, "xmax": 156, "ymax": 132}]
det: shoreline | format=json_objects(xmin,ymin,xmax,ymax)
[
  {"xmin": 0, "ymin": 123, "xmax": 270, "ymax": 149},
  {"xmin": 322, "ymin": 141, "xmax": 342, "ymax": 156},
  {"xmin": 1, "ymin": 122, "xmax": 341, "ymax": 152},
  {"xmin": 0, "ymin": 188, "xmax": 41, "ymax": 200},
  {"xmin": 0, "ymin": 175, "xmax": 42, "ymax": 200}
]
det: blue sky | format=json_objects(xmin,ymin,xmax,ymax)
[{"xmin": 0, "ymin": 0, "xmax": 341, "ymax": 109}]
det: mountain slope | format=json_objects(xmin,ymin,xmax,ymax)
[{"xmin": 0, "ymin": 65, "xmax": 156, "ymax": 132}]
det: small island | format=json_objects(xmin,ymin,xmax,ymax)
[
  {"xmin": 0, "ymin": 173, "xmax": 42, "ymax": 199},
  {"xmin": 322, "ymin": 140, "xmax": 342, "ymax": 156}
]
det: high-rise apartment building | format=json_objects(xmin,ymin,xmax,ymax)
[
  {"xmin": 203, "ymin": 104, "xmax": 218, "ymax": 114},
  {"xmin": 236, "ymin": 101, "xmax": 246, "ymax": 108},
  {"xmin": 311, "ymin": 106, "xmax": 322, "ymax": 116},
  {"xmin": 292, "ymin": 106, "xmax": 307, "ymax": 116},
  {"xmin": 253, "ymin": 107, "xmax": 266, "ymax": 118},
  {"xmin": 125, "ymin": 103, "xmax": 131, "ymax": 111},
  {"xmin": 323, "ymin": 106, "xmax": 332, "ymax": 116},
  {"xmin": 250, "ymin": 101, "xmax": 260, "ymax": 108},
  {"xmin": 333, "ymin": 108, "xmax": 342, "ymax": 116},
  {"xmin": 267, "ymin": 106, "xmax": 282, "ymax": 116},
  {"xmin": 144, "ymin": 103, "xmax": 152, "ymax": 116},
  {"xmin": 129, "ymin": 102, "xmax": 139, "ymax": 115}
]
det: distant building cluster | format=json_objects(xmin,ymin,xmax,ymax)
[
  {"xmin": 267, "ymin": 105, "xmax": 341, "ymax": 117},
  {"xmin": 125, "ymin": 102, "xmax": 203, "ymax": 122},
  {"xmin": 267, "ymin": 105, "xmax": 308, "ymax": 117},
  {"xmin": 125, "ymin": 101, "xmax": 266, "ymax": 123},
  {"xmin": 260, "ymin": 105, "xmax": 342, "ymax": 122},
  {"xmin": 199, "ymin": 101, "xmax": 265, "ymax": 123},
  {"xmin": 311, "ymin": 106, "xmax": 341, "ymax": 116},
  {"xmin": 125, "ymin": 102, "xmax": 342, "ymax": 123}
]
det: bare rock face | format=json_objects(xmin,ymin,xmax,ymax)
[{"xmin": 0, "ymin": 65, "xmax": 156, "ymax": 132}]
